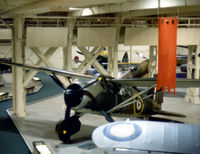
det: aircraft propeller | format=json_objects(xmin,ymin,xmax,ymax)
[{"xmin": 50, "ymin": 74, "xmax": 99, "ymax": 143}]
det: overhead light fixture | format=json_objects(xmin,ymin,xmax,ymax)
[
  {"xmin": 82, "ymin": 8, "xmax": 93, "ymax": 16},
  {"xmin": 69, "ymin": 7, "xmax": 82, "ymax": 10}
]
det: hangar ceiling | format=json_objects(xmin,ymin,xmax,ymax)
[{"xmin": 0, "ymin": 0, "xmax": 200, "ymax": 28}]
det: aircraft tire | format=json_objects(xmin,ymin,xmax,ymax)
[{"xmin": 55, "ymin": 116, "xmax": 81, "ymax": 143}]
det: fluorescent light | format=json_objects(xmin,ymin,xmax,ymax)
[
  {"xmin": 82, "ymin": 8, "xmax": 93, "ymax": 16},
  {"xmin": 69, "ymin": 7, "xmax": 82, "ymax": 10}
]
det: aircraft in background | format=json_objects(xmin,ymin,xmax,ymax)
[
  {"xmin": 0, "ymin": 58, "xmax": 11, "ymax": 74},
  {"xmin": 0, "ymin": 60, "xmax": 200, "ymax": 143},
  {"xmin": 76, "ymin": 50, "xmax": 137, "ymax": 72}
]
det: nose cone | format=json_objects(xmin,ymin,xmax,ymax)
[{"xmin": 64, "ymin": 84, "xmax": 83, "ymax": 107}]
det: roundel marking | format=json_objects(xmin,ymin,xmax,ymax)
[
  {"xmin": 136, "ymin": 101, "xmax": 142, "ymax": 111},
  {"xmin": 133, "ymin": 94, "xmax": 144, "ymax": 116},
  {"xmin": 103, "ymin": 122, "xmax": 142, "ymax": 141}
]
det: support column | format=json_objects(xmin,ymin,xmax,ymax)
[
  {"xmin": 63, "ymin": 19, "xmax": 74, "ymax": 71},
  {"xmin": 112, "ymin": 16, "xmax": 121, "ymax": 78},
  {"xmin": 113, "ymin": 41, "xmax": 118, "ymax": 78},
  {"xmin": 148, "ymin": 46, "xmax": 157, "ymax": 78},
  {"xmin": 12, "ymin": 16, "xmax": 26, "ymax": 117},
  {"xmin": 130, "ymin": 46, "xmax": 133, "ymax": 62},
  {"xmin": 107, "ymin": 47, "xmax": 113, "ymax": 76},
  {"xmin": 185, "ymin": 45, "xmax": 200, "ymax": 104}
]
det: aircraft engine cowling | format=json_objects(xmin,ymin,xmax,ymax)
[
  {"xmin": 131, "ymin": 60, "xmax": 149, "ymax": 78},
  {"xmin": 64, "ymin": 84, "xmax": 84, "ymax": 107},
  {"xmin": 64, "ymin": 80, "xmax": 105, "ymax": 110}
]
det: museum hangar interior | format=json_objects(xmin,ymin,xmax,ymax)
[{"xmin": 0, "ymin": 0, "xmax": 200, "ymax": 154}]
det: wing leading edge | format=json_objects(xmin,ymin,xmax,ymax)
[
  {"xmin": 111, "ymin": 78, "xmax": 200, "ymax": 88},
  {"xmin": 1, "ymin": 61, "xmax": 200, "ymax": 88},
  {"xmin": 0, "ymin": 61, "xmax": 93, "ymax": 80}
]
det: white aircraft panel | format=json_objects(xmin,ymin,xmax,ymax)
[
  {"xmin": 26, "ymin": 27, "xmax": 68, "ymax": 47},
  {"xmin": 0, "ymin": 29, "xmax": 11, "ymax": 39},
  {"xmin": 93, "ymin": 120, "xmax": 200, "ymax": 153},
  {"xmin": 77, "ymin": 28, "xmax": 116, "ymax": 47}
]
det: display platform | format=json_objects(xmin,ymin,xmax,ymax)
[
  {"xmin": 0, "ymin": 73, "xmax": 42, "ymax": 101},
  {"xmin": 7, "ymin": 94, "xmax": 125, "ymax": 153},
  {"xmin": 7, "ymin": 90, "xmax": 200, "ymax": 153}
]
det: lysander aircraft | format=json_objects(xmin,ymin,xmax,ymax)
[{"xmin": 0, "ymin": 60, "xmax": 200, "ymax": 143}]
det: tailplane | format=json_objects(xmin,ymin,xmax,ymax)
[{"xmin": 153, "ymin": 110, "xmax": 186, "ymax": 117}]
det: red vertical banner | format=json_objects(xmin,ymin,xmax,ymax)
[{"xmin": 157, "ymin": 17, "xmax": 178, "ymax": 94}]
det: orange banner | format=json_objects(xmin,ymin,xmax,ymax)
[{"xmin": 157, "ymin": 17, "xmax": 178, "ymax": 94}]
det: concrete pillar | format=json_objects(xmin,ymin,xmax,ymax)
[
  {"xmin": 185, "ymin": 45, "xmax": 200, "ymax": 104},
  {"xmin": 112, "ymin": 17, "xmax": 121, "ymax": 78},
  {"xmin": 130, "ymin": 46, "xmax": 133, "ymax": 62},
  {"xmin": 148, "ymin": 46, "xmax": 157, "ymax": 78},
  {"xmin": 63, "ymin": 19, "xmax": 74, "ymax": 71},
  {"xmin": 12, "ymin": 16, "xmax": 26, "ymax": 117},
  {"xmin": 107, "ymin": 47, "xmax": 113, "ymax": 76},
  {"xmin": 113, "ymin": 41, "xmax": 118, "ymax": 78}
]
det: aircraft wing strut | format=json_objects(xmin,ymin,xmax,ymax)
[{"xmin": 106, "ymin": 84, "xmax": 156, "ymax": 113}]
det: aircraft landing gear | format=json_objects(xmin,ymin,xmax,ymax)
[{"xmin": 55, "ymin": 115, "xmax": 81, "ymax": 143}]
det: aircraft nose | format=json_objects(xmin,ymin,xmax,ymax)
[{"xmin": 64, "ymin": 84, "xmax": 83, "ymax": 107}]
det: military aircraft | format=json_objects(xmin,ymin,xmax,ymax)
[
  {"xmin": 0, "ymin": 60, "xmax": 200, "ymax": 143},
  {"xmin": 76, "ymin": 50, "xmax": 136, "ymax": 71}
]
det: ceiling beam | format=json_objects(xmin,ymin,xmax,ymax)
[
  {"xmin": 72, "ymin": 0, "xmax": 200, "ymax": 17},
  {"xmin": 0, "ymin": 0, "xmax": 126, "ymax": 17},
  {"xmin": 1, "ymin": 0, "xmax": 73, "ymax": 16},
  {"xmin": 1, "ymin": 0, "xmax": 200, "ymax": 18},
  {"xmin": 122, "ymin": 5, "xmax": 200, "ymax": 17}
]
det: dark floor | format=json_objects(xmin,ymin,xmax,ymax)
[{"xmin": 0, "ymin": 72, "xmax": 63, "ymax": 154}]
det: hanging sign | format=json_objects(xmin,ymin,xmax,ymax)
[{"xmin": 157, "ymin": 17, "xmax": 178, "ymax": 94}]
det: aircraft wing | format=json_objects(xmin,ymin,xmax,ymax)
[
  {"xmin": 0, "ymin": 61, "xmax": 93, "ymax": 80},
  {"xmin": 111, "ymin": 78, "xmax": 200, "ymax": 88},
  {"xmin": 1, "ymin": 61, "xmax": 200, "ymax": 88}
]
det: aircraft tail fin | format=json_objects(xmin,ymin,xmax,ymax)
[
  {"xmin": 153, "ymin": 110, "xmax": 186, "ymax": 117},
  {"xmin": 122, "ymin": 52, "xmax": 129, "ymax": 63}
]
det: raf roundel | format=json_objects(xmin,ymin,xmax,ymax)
[{"xmin": 103, "ymin": 121, "xmax": 142, "ymax": 141}]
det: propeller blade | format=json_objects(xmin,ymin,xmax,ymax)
[
  {"xmin": 50, "ymin": 74, "xmax": 66, "ymax": 90},
  {"xmin": 80, "ymin": 78, "xmax": 99, "ymax": 91}
]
